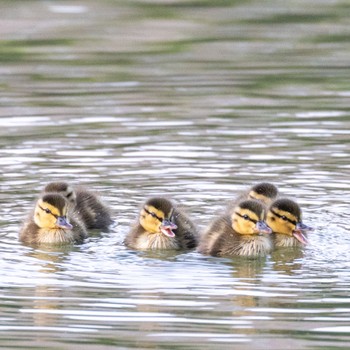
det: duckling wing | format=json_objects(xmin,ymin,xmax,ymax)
[
  {"xmin": 198, "ymin": 215, "xmax": 234, "ymax": 256},
  {"xmin": 124, "ymin": 223, "xmax": 145, "ymax": 249},
  {"xmin": 173, "ymin": 210, "xmax": 199, "ymax": 249},
  {"xmin": 74, "ymin": 187, "xmax": 112, "ymax": 230},
  {"xmin": 69, "ymin": 216, "xmax": 88, "ymax": 244},
  {"xmin": 19, "ymin": 220, "xmax": 39, "ymax": 245}
]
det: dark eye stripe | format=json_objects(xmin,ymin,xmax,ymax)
[
  {"xmin": 39, "ymin": 205, "xmax": 59, "ymax": 219},
  {"xmin": 143, "ymin": 207, "xmax": 163, "ymax": 222},
  {"xmin": 270, "ymin": 209, "xmax": 297, "ymax": 225},
  {"xmin": 66, "ymin": 192, "xmax": 73, "ymax": 198},
  {"xmin": 235, "ymin": 212, "xmax": 258, "ymax": 224}
]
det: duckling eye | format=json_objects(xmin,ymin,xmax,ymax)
[
  {"xmin": 243, "ymin": 214, "xmax": 249, "ymax": 220},
  {"xmin": 281, "ymin": 215, "xmax": 287, "ymax": 221},
  {"xmin": 44, "ymin": 208, "xmax": 51, "ymax": 214}
]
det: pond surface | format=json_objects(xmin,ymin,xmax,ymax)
[{"xmin": 1, "ymin": 0, "xmax": 350, "ymax": 349}]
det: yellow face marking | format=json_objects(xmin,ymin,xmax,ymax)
[
  {"xmin": 232, "ymin": 208, "xmax": 260, "ymax": 235},
  {"xmin": 139, "ymin": 205, "xmax": 165, "ymax": 234},
  {"xmin": 249, "ymin": 191, "xmax": 272, "ymax": 205},
  {"xmin": 34, "ymin": 200, "xmax": 67, "ymax": 229},
  {"xmin": 266, "ymin": 208, "xmax": 297, "ymax": 236}
]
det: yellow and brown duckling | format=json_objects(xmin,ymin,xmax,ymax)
[
  {"xmin": 19, "ymin": 193, "xmax": 87, "ymax": 245},
  {"xmin": 227, "ymin": 182, "xmax": 279, "ymax": 212},
  {"xmin": 125, "ymin": 197, "xmax": 199, "ymax": 250},
  {"xmin": 44, "ymin": 182, "xmax": 112, "ymax": 231},
  {"xmin": 266, "ymin": 198, "xmax": 313, "ymax": 248},
  {"xmin": 198, "ymin": 200, "xmax": 273, "ymax": 257}
]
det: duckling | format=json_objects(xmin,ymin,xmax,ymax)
[
  {"xmin": 43, "ymin": 181, "xmax": 112, "ymax": 231},
  {"xmin": 125, "ymin": 197, "xmax": 199, "ymax": 250},
  {"xmin": 266, "ymin": 198, "xmax": 313, "ymax": 248},
  {"xmin": 227, "ymin": 182, "xmax": 278, "ymax": 212},
  {"xmin": 198, "ymin": 200, "xmax": 272, "ymax": 257},
  {"xmin": 19, "ymin": 193, "xmax": 87, "ymax": 245}
]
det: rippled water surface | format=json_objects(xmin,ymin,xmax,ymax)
[{"xmin": 1, "ymin": 0, "xmax": 350, "ymax": 349}]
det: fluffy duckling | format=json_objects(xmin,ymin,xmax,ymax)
[
  {"xmin": 44, "ymin": 182, "xmax": 112, "ymax": 231},
  {"xmin": 227, "ymin": 182, "xmax": 278, "ymax": 212},
  {"xmin": 125, "ymin": 197, "xmax": 199, "ymax": 250},
  {"xmin": 20, "ymin": 193, "xmax": 87, "ymax": 245},
  {"xmin": 198, "ymin": 200, "xmax": 273, "ymax": 257},
  {"xmin": 266, "ymin": 198, "xmax": 313, "ymax": 248}
]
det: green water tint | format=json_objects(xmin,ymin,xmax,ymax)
[{"xmin": 0, "ymin": 0, "xmax": 350, "ymax": 349}]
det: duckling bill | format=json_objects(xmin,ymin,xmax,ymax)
[
  {"xmin": 198, "ymin": 200, "xmax": 272, "ymax": 257},
  {"xmin": 19, "ymin": 193, "xmax": 87, "ymax": 245},
  {"xmin": 267, "ymin": 198, "xmax": 313, "ymax": 247},
  {"xmin": 125, "ymin": 197, "xmax": 199, "ymax": 250}
]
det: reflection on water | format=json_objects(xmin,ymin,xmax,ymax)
[{"xmin": 1, "ymin": 0, "xmax": 350, "ymax": 349}]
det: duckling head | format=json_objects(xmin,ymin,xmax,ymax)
[
  {"xmin": 34, "ymin": 194, "xmax": 73, "ymax": 230},
  {"xmin": 267, "ymin": 198, "xmax": 312, "ymax": 244},
  {"xmin": 232, "ymin": 200, "xmax": 272, "ymax": 235},
  {"xmin": 139, "ymin": 197, "xmax": 177, "ymax": 237},
  {"xmin": 44, "ymin": 182, "xmax": 76, "ymax": 204},
  {"xmin": 248, "ymin": 182, "xmax": 278, "ymax": 205}
]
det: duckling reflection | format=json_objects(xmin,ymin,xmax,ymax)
[
  {"xmin": 208, "ymin": 258, "xmax": 270, "ymax": 338},
  {"xmin": 31, "ymin": 285, "xmax": 64, "ymax": 330},
  {"xmin": 44, "ymin": 181, "xmax": 112, "ymax": 231},
  {"xmin": 230, "ymin": 259, "xmax": 266, "ymax": 314},
  {"xmin": 227, "ymin": 182, "xmax": 279, "ymax": 212},
  {"xmin": 23, "ymin": 248, "xmax": 71, "ymax": 330},
  {"xmin": 267, "ymin": 198, "xmax": 313, "ymax": 248},
  {"xmin": 19, "ymin": 193, "xmax": 87, "ymax": 246},
  {"xmin": 198, "ymin": 200, "xmax": 272, "ymax": 258},
  {"xmin": 125, "ymin": 197, "xmax": 199, "ymax": 251},
  {"xmin": 229, "ymin": 256, "xmax": 266, "ymax": 280},
  {"xmin": 271, "ymin": 247, "xmax": 304, "ymax": 275},
  {"xmin": 27, "ymin": 246, "xmax": 71, "ymax": 273}
]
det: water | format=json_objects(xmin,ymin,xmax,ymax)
[{"xmin": 1, "ymin": 0, "xmax": 350, "ymax": 349}]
